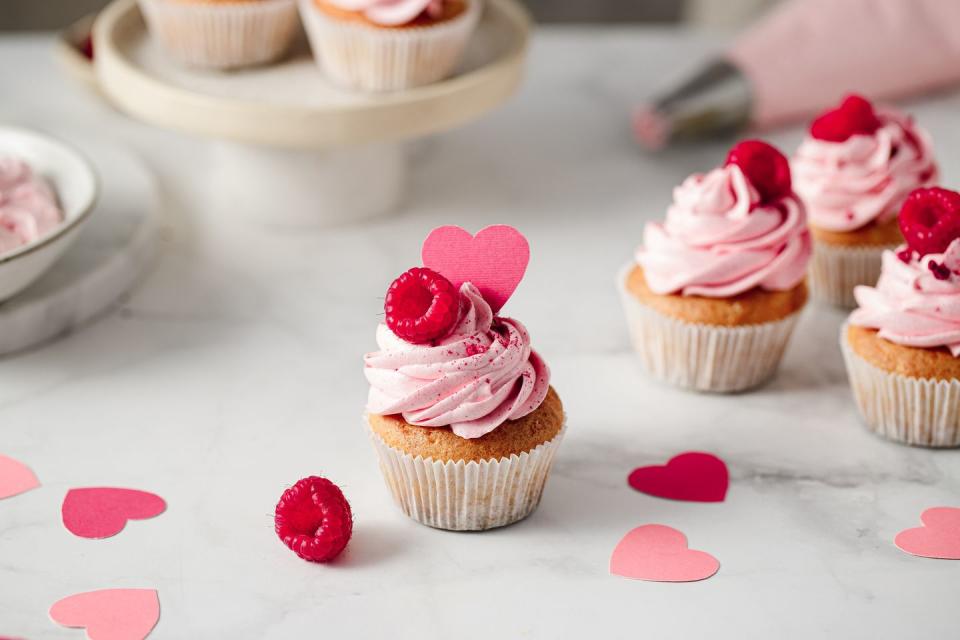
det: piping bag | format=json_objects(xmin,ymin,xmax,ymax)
[{"xmin": 635, "ymin": 0, "xmax": 960, "ymax": 149}]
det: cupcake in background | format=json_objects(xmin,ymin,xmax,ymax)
[
  {"xmin": 363, "ymin": 226, "xmax": 564, "ymax": 531},
  {"xmin": 792, "ymin": 94, "xmax": 938, "ymax": 308},
  {"xmin": 620, "ymin": 140, "xmax": 812, "ymax": 392},
  {"xmin": 842, "ymin": 187, "xmax": 960, "ymax": 447},
  {"xmin": 139, "ymin": 0, "xmax": 300, "ymax": 70},
  {"xmin": 299, "ymin": 0, "xmax": 481, "ymax": 92}
]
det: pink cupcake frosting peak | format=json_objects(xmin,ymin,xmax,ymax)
[
  {"xmin": 0, "ymin": 157, "xmax": 63, "ymax": 256},
  {"xmin": 793, "ymin": 109, "xmax": 938, "ymax": 232},
  {"xmin": 365, "ymin": 282, "xmax": 550, "ymax": 439},
  {"xmin": 636, "ymin": 163, "xmax": 812, "ymax": 298},
  {"xmin": 326, "ymin": 0, "xmax": 445, "ymax": 26},
  {"xmin": 850, "ymin": 240, "xmax": 960, "ymax": 356}
]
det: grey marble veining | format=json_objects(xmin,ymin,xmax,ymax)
[{"xmin": 1, "ymin": 29, "xmax": 959, "ymax": 639}]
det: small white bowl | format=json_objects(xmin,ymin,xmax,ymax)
[{"xmin": 0, "ymin": 127, "xmax": 98, "ymax": 302}]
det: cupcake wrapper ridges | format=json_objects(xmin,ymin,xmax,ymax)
[{"xmin": 809, "ymin": 240, "xmax": 895, "ymax": 309}]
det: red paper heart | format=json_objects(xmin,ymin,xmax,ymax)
[
  {"xmin": 62, "ymin": 488, "xmax": 166, "ymax": 539},
  {"xmin": 610, "ymin": 524, "xmax": 720, "ymax": 582},
  {"xmin": 628, "ymin": 452, "xmax": 729, "ymax": 502},
  {"xmin": 0, "ymin": 454, "xmax": 39, "ymax": 500},
  {"xmin": 421, "ymin": 225, "xmax": 530, "ymax": 313},
  {"xmin": 895, "ymin": 507, "xmax": 960, "ymax": 560},
  {"xmin": 50, "ymin": 588, "xmax": 159, "ymax": 640}
]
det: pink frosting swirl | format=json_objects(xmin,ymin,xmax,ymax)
[
  {"xmin": 850, "ymin": 241, "xmax": 960, "ymax": 356},
  {"xmin": 636, "ymin": 164, "xmax": 812, "ymax": 298},
  {"xmin": 326, "ymin": 0, "xmax": 446, "ymax": 26},
  {"xmin": 0, "ymin": 157, "xmax": 63, "ymax": 256},
  {"xmin": 792, "ymin": 109, "xmax": 938, "ymax": 232},
  {"xmin": 364, "ymin": 283, "xmax": 551, "ymax": 439}
]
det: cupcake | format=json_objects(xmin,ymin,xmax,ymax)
[
  {"xmin": 792, "ymin": 94, "xmax": 938, "ymax": 308},
  {"xmin": 842, "ymin": 187, "xmax": 960, "ymax": 447},
  {"xmin": 138, "ymin": 0, "xmax": 300, "ymax": 70},
  {"xmin": 619, "ymin": 140, "xmax": 812, "ymax": 392},
  {"xmin": 299, "ymin": 0, "xmax": 481, "ymax": 92},
  {"xmin": 363, "ymin": 228, "xmax": 564, "ymax": 530}
]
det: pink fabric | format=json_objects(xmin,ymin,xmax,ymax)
[
  {"xmin": 364, "ymin": 283, "xmax": 550, "ymax": 439},
  {"xmin": 851, "ymin": 241, "xmax": 960, "ymax": 356},
  {"xmin": 727, "ymin": 0, "xmax": 960, "ymax": 127},
  {"xmin": 793, "ymin": 108, "xmax": 938, "ymax": 232},
  {"xmin": 636, "ymin": 164, "xmax": 811, "ymax": 297}
]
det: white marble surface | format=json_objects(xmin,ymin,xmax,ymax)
[{"xmin": 1, "ymin": 29, "xmax": 960, "ymax": 640}]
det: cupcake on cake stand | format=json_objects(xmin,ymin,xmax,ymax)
[{"xmin": 93, "ymin": 0, "xmax": 530, "ymax": 226}]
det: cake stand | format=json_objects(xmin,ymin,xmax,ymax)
[{"xmin": 94, "ymin": 0, "xmax": 530, "ymax": 225}]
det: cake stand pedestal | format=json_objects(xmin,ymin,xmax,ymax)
[{"xmin": 94, "ymin": 0, "xmax": 529, "ymax": 226}]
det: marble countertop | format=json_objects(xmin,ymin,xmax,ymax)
[{"xmin": 2, "ymin": 28, "xmax": 960, "ymax": 640}]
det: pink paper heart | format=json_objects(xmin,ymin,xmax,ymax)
[
  {"xmin": 62, "ymin": 488, "xmax": 166, "ymax": 539},
  {"xmin": 610, "ymin": 524, "xmax": 720, "ymax": 582},
  {"xmin": 628, "ymin": 452, "xmax": 729, "ymax": 502},
  {"xmin": 421, "ymin": 225, "xmax": 530, "ymax": 313},
  {"xmin": 50, "ymin": 588, "xmax": 159, "ymax": 640},
  {"xmin": 895, "ymin": 507, "xmax": 960, "ymax": 560},
  {"xmin": 0, "ymin": 454, "xmax": 39, "ymax": 500}
]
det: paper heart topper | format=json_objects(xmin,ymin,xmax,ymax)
[
  {"xmin": 62, "ymin": 488, "xmax": 167, "ymax": 539},
  {"xmin": 628, "ymin": 452, "xmax": 729, "ymax": 503},
  {"xmin": 895, "ymin": 507, "xmax": 960, "ymax": 560},
  {"xmin": 0, "ymin": 454, "xmax": 39, "ymax": 500},
  {"xmin": 50, "ymin": 588, "xmax": 160, "ymax": 640},
  {"xmin": 610, "ymin": 524, "xmax": 720, "ymax": 582},
  {"xmin": 421, "ymin": 225, "xmax": 530, "ymax": 313}
]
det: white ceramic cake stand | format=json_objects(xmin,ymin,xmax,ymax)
[{"xmin": 94, "ymin": 0, "xmax": 530, "ymax": 225}]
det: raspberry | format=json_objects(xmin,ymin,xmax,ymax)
[
  {"xmin": 384, "ymin": 267, "xmax": 460, "ymax": 344},
  {"xmin": 725, "ymin": 139, "xmax": 792, "ymax": 204},
  {"xmin": 275, "ymin": 476, "xmax": 352, "ymax": 563},
  {"xmin": 810, "ymin": 94, "xmax": 882, "ymax": 142},
  {"xmin": 899, "ymin": 187, "xmax": 960, "ymax": 257}
]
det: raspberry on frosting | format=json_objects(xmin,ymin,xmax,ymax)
[
  {"xmin": 899, "ymin": 187, "xmax": 960, "ymax": 257},
  {"xmin": 810, "ymin": 94, "xmax": 883, "ymax": 142},
  {"xmin": 725, "ymin": 139, "xmax": 792, "ymax": 204},
  {"xmin": 384, "ymin": 267, "xmax": 460, "ymax": 344}
]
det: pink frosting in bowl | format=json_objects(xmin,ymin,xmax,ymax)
[
  {"xmin": 326, "ymin": 0, "xmax": 449, "ymax": 26},
  {"xmin": 364, "ymin": 283, "xmax": 551, "ymax": 439},
  {"xmin": 635, "ymin": 163, "xmax": 812, "ymax": 298},
  {"xmin": 850, "ymin": 241, "xmax": 960, "ymax": 356},
  {"xmin": 0, "ymin": 157, "xmax": 64, "ymax": 257},
  {"xmin": 792, "ymin": 109, "xmax": 938, "ymax": 233}
]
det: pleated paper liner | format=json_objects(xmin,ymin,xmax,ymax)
[
  {"xmin": 299, "ymin": 0, "xmax": 482, "ymax": 92},
  {"xmin": 139, "ymin": 0, "xmax": 299, "ymax": 70},
  {"xmin": 617, "ymin": 264, "xmax": 803, "ymax": 393},
  {"xmin": 841, "ymin": 326, "xmax": 960, "ymax": 447},
  {"xmin": 809, "ymin": 240, "xmax": 895, "ymax": 308},
  {"xmin": 368, "ymin": 420, "xmax": 565, "ymax": 531}
]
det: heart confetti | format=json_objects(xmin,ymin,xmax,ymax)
[
  {"xmin": 421, "ymin": 225, "xmax": 530, "ymax": 313},
  {"xmin": 895, "ymin": 507, "xmax": 960, "ymax": 560},
  {"xmin": 62, "ymin": 488, "xmax": 166, "ymax": 539},
  {"xmin": 628, "ymin": 452, "xmax": 729, "ymax": 503},
  {"xmin": 50, "ymin": 588, "xmax": 159, "ymax": 640},
  {"xmin": 610, "ymin": 524, "xmax": 720, "ymax": 582},
  {"xmin": 0, "ymin": 454, "xmax": 39, "ymax": 500}
]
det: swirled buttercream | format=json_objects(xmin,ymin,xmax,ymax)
[
  {"xmin": 364, "ymin": 283, "xmax": 550, "ymax": 439},
  {"xmin": 636, "ymin": 163, "xmax": 811, "ymax": 298},
  {"xmin": 793, "ymin": 110, "xmax": 938, "ymax": 232},
  {"xmin": 0, "ymin": 157, "xmax": 63, "ymax": 256},
  {"xmin": 326, "ymin": 0, "xmax": 446, "ymax": 26},
  {"xmin": 850, "ymin": 241, "xmax": 960, "ymax": 356}
]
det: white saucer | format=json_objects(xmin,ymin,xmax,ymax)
[{"xmin": 0, "ymin": 138, "xmax": 162, "ymax": 356}]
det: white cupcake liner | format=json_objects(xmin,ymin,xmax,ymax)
[
  {"xmin": 299, "ymin": 0, "xmax": 481, "ymax": 92},
  {"xmin": 138, "ymin": 0, "xmax": 300, "ymax": 70},
  {"xmin": 809, "ymin": 240, "xmax": 896, "ymax": 308},
  {"xmin": 367, "ymin": 419, "xmax": 565, "ymax": 531},
  {"xmin": 617, "ymin": 264, "xmax": 803, "ymax": 393},
  {"xmin": 840, "ymin": 325, "xmax": 960, "ymax": 447}
]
